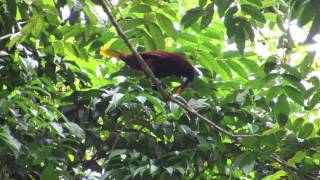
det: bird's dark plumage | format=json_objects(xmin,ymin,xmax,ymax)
[{"xmin": 100, "ymin": 48, "xmax": 195, "ymax": 93}]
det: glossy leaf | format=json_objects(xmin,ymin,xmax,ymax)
[
  {"xmin": 274, "ymin": 94, "xmax": 290, "ymax": 126},
  {"xmin": 241, "ymin": 4, "xmax": 266, "ymax": 23},
  {"xmin": 200, "ymin": 3, "xmax": 214, "ymax": 29},
  {"xmin": 298, "ymin": 0, "xmax": 317, "ymax": 26},
  {"xmin": 146, "ymin": 23, "xmax": 165, "ymax": 50},
  {"xmin": 298, "ymin": 123, "xmax": 314, "ymax": 138},
  {"xmin": 235, "ymin": 27, "xmax": 246, "ymax": 54},
  {"xmin": 130, "ymin": 4, "xmax": 152, "ymax": 13},
  {"xmin": 181, "ymin": 7, "xmax": 203, "ymax": 28},
  {"xmin": 283, "ymin": 85, "xmax": 304, "ymax": 105},
  {"xmin": 308, "ymin": 91, "xmax": 320, "ymax": 109},
  {"xmin": 156, "ymin": 13, "xmax": 178, "ymax": 40}
]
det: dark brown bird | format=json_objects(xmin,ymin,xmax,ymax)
[{"xmin": 100, "ymin": 47, "xmax": 195, "ymax": 94}]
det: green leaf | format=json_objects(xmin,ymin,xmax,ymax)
[
  {"xmin": 224, "ymin": 6, "xmax": 238, "ymax": 37},
  {"xmin": 130, "ymin": 4, "xmax": 152, "ymax": 13},
  {"xmin": 264, "ymin": 61, "xmax": 277, "ymax": 74},
  {"xmin": 199, "ymin": 0, "xmax": 207, "ymax": 7},
  {"xmin": 179, "ymin": 32, "xmax": 198, "ymax": 43},
  {"xmin": 156, "ymin": 13, "xmax": 178, "ymax": 40},
  {"xmin": 150, "ymin": 165, "xmax": 159, "ymax": 177},
  {"xmin": 83, "ymin": 4, "xmax": 98, "ymax": 25},
  {"xmin": 283, "ymin": 85, "xmax": 304, "ymax": 105},
  {"xmin": 241, "ymin": 136, "xmax": 260, "ymax": 148},
  {"xmin": 106, "ymin": 93, "xmax": 128, "ymax": 112},
  {"xmin": 65, "ymin": 122, "xmax": 85, "ymax": 139},
  {"xmin": 165, "ymin": 167, "xmax": 174, "ymax": 175},
  {"xmin": 246, "ymin": 0, "xmax": 263, "ymax": 6},
  {"xmin": 143, "ymin": 94, "xmax": 166, "ymax": 113},
  {"xmin": 109, "ymin": 149, "xmax": 126, "ymax": 159},
  {"xmin": 266, "ymin": 85, "xmax": 281, "ymax": 102},
  {"xmin": 241, "ymin": 4, "xmax": 266, "ymax": 23},
  {"xmin": 298, "ymin": 123, "xmax": 314, "ymax": 138},
  {"xmin": 21, "ymin": 15, "xmax": 47, "ymax": 37},
  {"xmin": 216, "ymin": 0, "xmax": 233, "ymax": 17},
  {"xmin": 309, "ymin": 76, "xmax": 320, "ymax": 87},
  {"xmin": 7, "ymin": 33, "xmax": 28, "ymax": 49},
  {"xmin": 120, "ymin": 19, "xmax": 144, "ymax": 31},
  {"xmin": 288, "ymin": 151, "xmax": 306, "ymax": 167},
  {"xmin": 235, "ymin": 27, "xmax": 246, "ymax": 54},
  {"xmin": 217, "ymin": 60, "xmax": 233, "ymax": 80},
  {"xmin": 299, "ymin": 52, "xmax": 316, "ymax": 77},
  {"xmin": 180, "ymin": 7, "xmax": 202, "ymax": 28},
  {"xmin": 281, "ymin": 64, "xmax": 302, "ymax": 80},
  {"xmin": 305, "ymin": 12, "xmax": 320, "ymax": 42},
  {"xmin": 200, "ymin": 3, "xmax": 214, "ymax": 29},
  {"xmin": 308, "ymin": 91, "xmax": 320, "ymax": 109},
  {"xmin": 298, "ymin": 0, "xmax": 317, "ymax": 26},
  {"xmin": 292, "ymin": 118, "xmax": 305, "ymax": 133},
  {"xmin": 133, "ymin": 165, "xmax": 148, "ymax": 177},
  {"xmin": 259, "ymin": 73, "xmax": 279, "ymax": 88},
  {"xmin": 274, "ymin": 94, "xmax": 290, "ymax": 126},
  {"xmin": 241, "ymin": 19, "xmax": 255, "ymax": 42},
  {"xmin": 276, "ymin": 15, "xmax": 286, "ymax": 31},
  {"xmin": 239, "ymin": 152, "xmax": 257, "ymax": 175},
  {"xmin": 226, "ymin": 59, "xmax": 248, "ymax": 79},
  {"xmin": 282, "ymin": 74, "xmax": 305, "ymax": 92},
  {"xmin": 197, "ymin": 51, "xmax": 215, "ymax": 73},
  {"xmin": 50, "ymin": 122, "xmax": 64, "ymax": 135},
  {"xmin": 0, "ymin": 126, "xmax": 22, "ymax": 157},
  {"xmin": 146, "ymin": 23, "xmax": 165, "ymax": 50},
  {"xmin": 263, "ymin": 170, "xmax": 286, "ymax": 179},
  {"xmin": 142, "ymin": 30, "xmax": 157, "ymax": 50},
  {"xmin": 40, "ymin": 163, "xmax": 59, "ymax": 180}
]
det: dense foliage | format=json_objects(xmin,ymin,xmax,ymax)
[{"xmin": 0, "ymin": 0, "xmax": 320, "ymax": 179}]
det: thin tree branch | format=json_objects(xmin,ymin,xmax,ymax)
[{"xmin": 270, "ymin": 153, "xmax": 319, "ymax": 180}]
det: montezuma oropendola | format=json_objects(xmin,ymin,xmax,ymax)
[{"xmin": 100, "ymin": 47, "xmax": 196, "ymax": 94}]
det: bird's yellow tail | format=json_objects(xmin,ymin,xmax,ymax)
[{"xmin": 100, "ymin": 47, "xmax": 121, "ymax": 58}]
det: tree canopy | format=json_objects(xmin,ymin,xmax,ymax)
[{"xmin": 0, "ymin": 0, "xmax": 320, "ymax": 179}]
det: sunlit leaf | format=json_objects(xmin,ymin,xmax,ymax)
[
  {"xmin": 241, "ymin": 4, "xmax": 266, "ymax": 23},
  {"xmin": 130, "ymin": 4, "xmax": 152, "ymax": 13},
  {"xmin": 156, "ymin": 13, "xmax": 178, "ymax": 40},
  {"xmin": 283, "ymin": 85, "xmax": 304, "ymax": 105},
  {"xmin": 145, "ymin": 23, "xmax": 165, "ymax": 50}
]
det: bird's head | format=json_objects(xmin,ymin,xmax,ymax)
[{"xmin": 175, "ymin": 76, "xmax": 193, "ymax": 94}]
